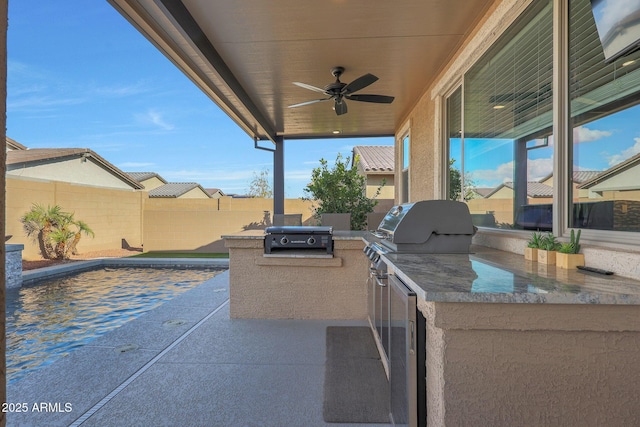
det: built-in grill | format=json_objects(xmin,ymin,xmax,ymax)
[
  {"xmin": 369, "ymin": 199, "xmax": 475, "ymax": 255},
  {"xmin": 363, "ymin": 200, "xmax": 474, "ymax": 427},
  {"xmin": 264, "ymin": 225, "xmax": 333, "ymax": 254}
]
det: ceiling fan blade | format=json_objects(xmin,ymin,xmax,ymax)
[
  {"xmin": 342, "ymin": 73, "xmax": 378, "ymax": 94},
  {"xmin": 288, "ymin": 98, "xmax": 332, "ymax": 108},
  {"xmin": 346, "ymin": 94, "xmax": 395, "ymax": 104},
  {"xmin": 334, "ymin": 99, "xmax": 348, "ymax": 116},
  {"xmin": 293, "ymin": 81, "xmax": 328, "ymax": 94}
]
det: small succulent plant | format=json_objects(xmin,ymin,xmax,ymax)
[
  {"xmin": 558, "ymin": 229, "xmax": 581, "ymax": 254},
  {"xmin": 540, "ymin": 232, "xmax": 561, "ymax": 251},
  {"xmin": 527, "ymin": 231, "xmax": 543, "ymax": 249}
]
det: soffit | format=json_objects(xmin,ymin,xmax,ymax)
[{"xmin": 109, "ymin": 0, "xmax": 494, "ymax": 141}]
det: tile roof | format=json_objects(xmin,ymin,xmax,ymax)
[
  {"xmin": 487, "ymin": 181, "xmax": 553, "ymax": 198},
  {"xmin": 127, "ymin": 172, "xmax": 167, "ymax": 184},
  {"xmin": 6, "ymin": 148, "xmax": 143, "ymax": 189},
  {"xmin": 353, "ymin": 146, "xmax": 394, "ymax": 173},
  {"xmin": 471, "ymin": 187, "xmax": 494, "ymax": 198},
  {"xmin": 148, "ymin": 182, "xmax": 212, "ymax": 198},
  {"xmin": 539, "ymin": 170, "xmax": 601, "ymax": 184},
  {"xmin": 577, "ymin": 152, "xmax": 640, "ymax": 189},
  {"xmin": 205, "ymin": 188, "xmax": 225, "ymax": 196}
]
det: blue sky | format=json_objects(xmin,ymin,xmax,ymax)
[
  {"xmin": 7, "ymin": 1, "xmax": 393, "ymax": 198},
  {"xmin": 449, "ymin": 104, "xmax": 640, "ymax": 189}
]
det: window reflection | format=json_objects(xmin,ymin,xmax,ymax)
[{"xmin": 569, "ymin": 0, "xmax": 640, "ymax": 232}]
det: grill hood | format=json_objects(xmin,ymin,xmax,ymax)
[{"xmin": 376, "ymin": 200, "xmax": 475, "ymax": 253}]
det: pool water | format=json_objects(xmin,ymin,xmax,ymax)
[{"xmin": 6, "ymin": 267, "xmax": 222, "ymax": 384}]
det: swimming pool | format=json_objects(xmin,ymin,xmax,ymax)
[{"xmin": 5, "ymin": 266, "xmax": 222, "ymax": 384}]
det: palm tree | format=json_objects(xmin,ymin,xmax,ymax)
[
  {"xmin": 68, "ymin": 220, "xmax": 95, "ymax": 256},
  {"xmin": 21, "ymin": 204, "xmax": 65, "ymax": 259},
  {"xmin": 21, "ymin": 204, "xmax": 95, "ymax": 260}
]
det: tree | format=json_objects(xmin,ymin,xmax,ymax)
[
  {"xmin": 21, "ymin": 204, "xmax": 95, "ymax": 260},
  {"xmin": 449, "ymin": 159, "xmax": 476, "ymax": 201},
  {"xmin": 303, "ymin": 153, "xmax": 383, "ymax": 230},
  {"xmin": 247, "ymin": 168, "xmax": 273, "ymax": 198}
]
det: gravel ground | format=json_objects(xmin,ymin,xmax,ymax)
[{"xmin": 22, "ymin": 248, "xmax": 143, "ymax": 271}]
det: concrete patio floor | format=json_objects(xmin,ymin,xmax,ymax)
[{"xmin": 7, "ymin": 268, "xmax": 389, "ymax": 427}]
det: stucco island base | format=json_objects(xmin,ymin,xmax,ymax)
[
  {"xmin": 224, "ymin": 231, "xmax": 369, "ymax": 320},
  {"xmin": 421, "ymin": 301, "xmax": 640, "ymax": 426}
]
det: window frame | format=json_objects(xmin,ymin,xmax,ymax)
[{"xmin": 437, "ymin": 0, "xmax": 640, "ymax": 247}]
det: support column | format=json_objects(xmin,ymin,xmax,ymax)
[{"xmin": 273, "ymin": 136, "xmax": 284, "ymax": 216}]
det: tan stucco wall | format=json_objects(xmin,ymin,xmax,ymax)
[
  {"xmin": 6, "ymin": 176, "xmax": 144, "ymax": 259},
  {"xmin": 421, "ymin": 301, "xmax": 640, "ymax": 426},
  {"xmin": 142, "ymin": 196, "xmax": 315, "ymax": 253},
  {"xmin": 366, "ymin": 174, "xmax": 394, "ymax": 199},
  {"xmin": 398, "ymin": 95, "xmax": 438, "ymax": 203},
  {"xmin": 225, "ymin": 236, "xmax": 368, "ymax": 319},
  {"xmin": 8, "ymin": 157, "xmax": 135, "ymax": 190}
]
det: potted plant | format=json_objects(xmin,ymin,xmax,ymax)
[
  {"xmin": 525, "ymin": 231, "xmax": 542, "ymax": 261},
  {"xmin": 537, "ymin": 232, "xmax": 560, "ymax": 265},
  {"xmin": 556, "ymin": 229, "xmax": 584, "ymax": 269}
]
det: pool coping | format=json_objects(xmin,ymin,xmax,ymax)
[{"xmin": 22, "ymin": 257, "xmax": 230, "ymax": 285}]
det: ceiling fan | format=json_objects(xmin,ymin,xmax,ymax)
[{"xmin": 288, "ymin": 67, "xmax": 394, "ymax": 116}]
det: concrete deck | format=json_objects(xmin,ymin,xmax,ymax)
[{"xmin": 7, "ymin": 268, "xmax": 389, "ymax": 426}]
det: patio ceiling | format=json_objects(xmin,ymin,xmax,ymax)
[{"xmin": 108, "ymin": 0, "xmax": 494, "ymax": 142}]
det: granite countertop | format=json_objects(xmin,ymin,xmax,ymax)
[{"xmin": 378, "ymin": 244, "xmax": 640, "ymax": 305}]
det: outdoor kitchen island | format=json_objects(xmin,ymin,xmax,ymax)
[
  {"xmin": 223, "ymin": 229, "xmax": 369, "ymax": 319},
  {"xmin": 378, "ymin": 242, "xmax": 640, "ymax": 427},
  {"xmin": 224, "ymin": 228, "xmax": 640, "ymax": 426}
]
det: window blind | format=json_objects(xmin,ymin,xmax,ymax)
[{"xmin": 464, "ymin": 0, "xmax": 553, "ymax": 141}]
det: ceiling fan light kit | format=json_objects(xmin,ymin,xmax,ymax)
[{"xmin": 289, "ymin": 66, "xmax": 394, "ymax": 116}]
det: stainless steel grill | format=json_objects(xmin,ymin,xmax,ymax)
[{"xmin": 370, "ymin": 200, "xmax": 475, "ymax": 254}]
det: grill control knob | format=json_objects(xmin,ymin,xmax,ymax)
[
  {"xmin": 307, "ymin": 237, "xmax": 316, "ymax": 245},
  {"xmin": 280, "ymin": 236, "xmax": 289, "ymax": 245}
]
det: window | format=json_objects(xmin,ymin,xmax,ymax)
[
  {"xmin": 569, "ymin": 0, "xmax": 640, "ymax": 233},
  {"xmin": 401, "ymin": 133, "xmax": 410, "ymax": 203},
  {"xmin": 447, "ymin": 86, "xmax": 463, "ymax": 201},
  {"xmin": 442, "ymin": 0, "xmax": 640, "ymax": 241},
  {"xmin": 460, "ymin": 0, "xmax": 554, "ymax": 230}
]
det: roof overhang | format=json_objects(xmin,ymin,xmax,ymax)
[{"xmin": 108, "ymin": 0, "xmax": 494, "ymax": 143}]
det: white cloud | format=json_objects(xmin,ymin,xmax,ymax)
[
  {"xmin": 286, "ymin": 169, "xmax": 313, "ymax": 181},
  {"xmin": 91, "ymin": 82, "xmax": 148, "ymax": 98},
  {"xmin": 573, "ymin": 126, "xmax": 612, "ymax": 143},
  {"xmin": 607, "ymin": 137, "xmax": 640, "ymax": 167},
  {"xmin": 527, "ymin": 157, "xmax": 554, "ymax": 181},
  {"xmin": 8, "ymin": 95, "xmax": 86, "ymax": 111},
  {"xmin": 469, "ymin": 161, "xmax": 514, "ymax": 186},
  {"xmin": 136, "ymin": 110, "xmax": 175, "ymax": 131},
  {"xmin": 599, "ymin": 0, "xmax": 640, "ymax": 34}
]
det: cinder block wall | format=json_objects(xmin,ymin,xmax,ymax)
[
  {"xmin": 7, "ymin": 177, "xmax": 144, "ymax": 259},
  {"xmin": 7, "ymin": 177, "xmax": 318, "ymax": 257}
]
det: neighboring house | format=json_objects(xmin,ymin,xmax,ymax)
[
  {"xmin": 539, "ymin": 170, "xmax": 602, "ymax": 199},
  {"xmin": 352, "ymin": 145, "xmax": 395, "ymax": 199},
  {"xmin": 148, "ymin": 182, "xmax": 212, "ymax": 199},
  {"xmin": 467, "ymin": 187, "xmax": 493, "ymax": 199},
  {"xmin": 7, "ymin": 147, "xmax": 143, "ymax": 190},
  {"xmin": 127, "ymin": 172, "xmax": 168, "ymax": 191},
  {"xmin": 205, "ymin": 188, "xmax": 226, "ymax": 198},
  {"xmin": 6, "ymin": 136, "xmax": 27, "ymax": 151},
  {"xmin": 577, "ymin": 153, "xmax": 640, "ymax": 200},
  {"xmin": 485, "ymin": 181, "xmax": 554, "ymax": 203}
]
